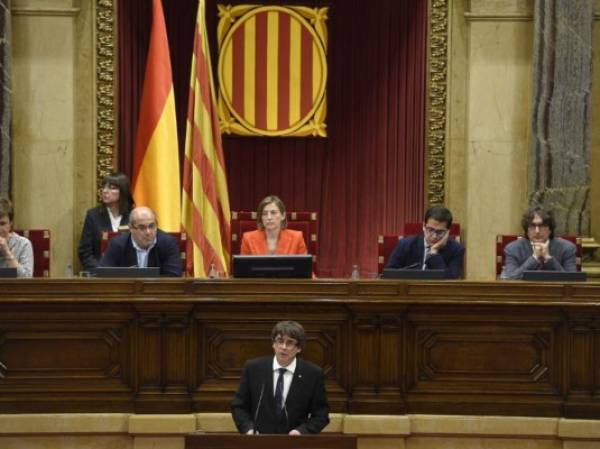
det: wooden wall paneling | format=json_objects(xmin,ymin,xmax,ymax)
[
  {"xmin": 564, "ymin": 308, "xmax": 600, "ymax": 417},
  {"xmin": 0, "ymin": 302, "xmax": 135, "ymax": 412},
  {"xmin": 134, "ymin": 303, "xmax": 194, "ymax": 413},
  {"xmin": 405, "ymin": 305, "xmax": 564, "ymax": 416},
  {"xmin": 348, "ymin": 305, "xmax": 406, "ymax": 414},
  {"xmin": 0, "ymin": 280, "xmax": 600, "ymax": 417}
]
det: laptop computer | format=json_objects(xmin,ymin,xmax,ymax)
[
  {"xmin": 94, "ymin": 267, "xmax": 161, "ymax": 278},
  {"xmin": 0, "ymin": 267, "xmax": 18, "ymax": 278},
  {"xmin": 381, "ymin": 268, "xmax": 446, "ymax": 280},
  {"xmin": 522, "ymin": 270, "xmax": 587, "ymax": 282}
]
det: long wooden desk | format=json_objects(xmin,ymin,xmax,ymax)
[{"xmin": 0, "ymin": 278, "xmax": 599, "ymax": 417}]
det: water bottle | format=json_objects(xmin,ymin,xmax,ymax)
[
  {"xmin": 208, "ymin": 263, "xmax": 219, "ymax": 279},
  {"xmin": 351, "ymin": 264, "xmax": 360, "ymax": 280},
  {"xmin": 65, "ymin": 264, "xmax": 73, "ymax": 278}
]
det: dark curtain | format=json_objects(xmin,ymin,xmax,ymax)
[{"xmin": 118, "ymin": 0, "xmax": 427, "ymax": 277}]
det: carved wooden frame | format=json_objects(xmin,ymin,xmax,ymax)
[{"xmin": 95, "ymin": 0, "xmax": 449, "ymax": 200}]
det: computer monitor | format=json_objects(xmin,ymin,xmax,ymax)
[
  {"xmin": 94, "ymin": 267, "xmax": 161, "ymax": 278},
  {"xmin": 522, "ymin": 271, "xmax": 587, "ymax": 282},
  {"xmin": 381, "ymin": 268, "xmax": 446, "ymax": 280},
  {"xmin": 0, "ymin": 267, "xmax": 18, "ymax": 278},
  {"xmin": 232, "ymin": 255, "xmax": 312, "ymax": 278}
]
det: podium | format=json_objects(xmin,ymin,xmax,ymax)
[{"xmin": 185, "ymin": 433, "xmax": 357, "ymax": 449}]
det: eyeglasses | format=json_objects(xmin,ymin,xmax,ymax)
[
  {"xmin": 424, "ymin": 227, "xmax": 447, "ymax": 237},
  {"xmin": 528, "ymin": 223, "xmax": 549, "ymax": 231},
  {"xmin": 131, "ymin": 222, "xmax": 157, "ymax": 232},
  {"xmin": 274, "ymin": 337, "xmax": 298, "ymax": 348}
]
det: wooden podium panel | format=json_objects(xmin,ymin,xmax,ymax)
[
  {"xmin": 0, "ymin": 278, "xmax": 599, "ymax": 417},
  {"xmin": 185, "ymin": 433, "xmax": 356, "ymax": 449}
]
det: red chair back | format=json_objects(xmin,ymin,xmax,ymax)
[
  {"xmin": 495, "ymin": 234, "xmax": 582, "ymax": 276},
  {"xmin": 230, "ymin": 211, "xmax": 318, "ymax": 270},
  {"xmin": 13, "ymin": 229, "xmax": 50, "ymax": 277},
  {"xmin": 101, "ymin": 231, "xmax": 187, "ymax": 272}
]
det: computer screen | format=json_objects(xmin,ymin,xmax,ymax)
[
  {"xmin": 0, "ymin": 267, "xmax": 18, "ymax": 278},
  {"xmin": 232, "ymin": 255, "xmax": 312, "ymax": 278},
  {"xmin": 522, "ymin": 271, "xmax": 587, "ymax": 282},
  {"xmin": 381, "ymin": 268, "xmax": 446, "ymax": 280}
]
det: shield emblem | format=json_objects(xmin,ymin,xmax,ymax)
[{"xmin": 218, "ymin": 5, "xmax": 328, "ymax": 137}]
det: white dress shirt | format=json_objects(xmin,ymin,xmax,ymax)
[{"xmin": 131, "ymin": 236, "xmax": 156, "ymax": 268}]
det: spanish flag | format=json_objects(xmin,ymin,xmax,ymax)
[
  {"xmin": 182, "ymin": 0, "xmax": 231, "ymax": 277},
  {"xmin": 132, "ymin": 0, "xmax": 181, "ymax": 231}
]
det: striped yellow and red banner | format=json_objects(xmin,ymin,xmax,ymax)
[
  {"xmin": 182, "ymin": 0, "xmax": 231, "ymax": 277},
  {"xmin": 132, "ymin": 0, "xmax": 180, "ymax": 231},
  {"xmin": 217, "ymin": 5, "xmax": 328, "ymax": 136}
]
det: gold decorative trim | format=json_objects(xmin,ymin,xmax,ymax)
[
  {"xmin": 426, "ymin": 0, "xmax": 448, "ymax": 206},
  {"xmin": 95, "ymin": 0, "xmax": 116, "ymax": 188},
  {"xmin": 11, "ymin": 8, "xmax": 80, "ymax": 17},
  {"xmin": 464, "ymin": 13, "xmax": 533, "ymax": 21}
]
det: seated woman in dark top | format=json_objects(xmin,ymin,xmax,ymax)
[{"xmin": 78, "ymin": 172, "xmax": 134, "ymax": 271}]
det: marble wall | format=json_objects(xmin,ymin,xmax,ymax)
[
  {"xmin": 0, "ymin": 413, "xmax": 598, "ymax": 449},
  {"xmin": 11, "ymin": 0, "xmax": 94, "ymax": 276}
]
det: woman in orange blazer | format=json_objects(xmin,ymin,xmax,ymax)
[{"xmin": 240, "ymin": 195, "xmax": 308, "ymax": 255}]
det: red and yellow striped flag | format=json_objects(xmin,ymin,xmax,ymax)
[
  {"xmin": 132, "ymin": 0, "xmax": 181, "ymax": 231},
  {"xmin": 182, "ymin": 0, "xmax": 231, "ymax": 277}
]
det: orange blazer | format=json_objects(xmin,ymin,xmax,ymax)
[{"xmin": 240, "ymin": 229, "xmax": 308, "ymax": 255}]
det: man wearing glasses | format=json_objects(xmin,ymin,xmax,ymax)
[
  {"xmin": 500, "ymin": 206, "xmax": 576, "ymax": 280},
  {"xmin": 99, "ymin": 206, "xmax": 182, "ymax": 276},
  {"xmin": 385, "ymin": 206, "xmax": 464, "ymax": 279},
  {"xmin": 231, "ymin": 321, "xmax": 329, "ymax": 435}
]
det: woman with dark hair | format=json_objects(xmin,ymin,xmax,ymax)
[
  {"xmin": 0, "ymin": 197, "xmax": 33, "ymax": 277},
  {"xmin": 78, "ymin": 172, "xmax": 134, "ymax": 270},
  {"xmin": 240, "ymin": 195, "xmax": 307, "ymax": 255}
]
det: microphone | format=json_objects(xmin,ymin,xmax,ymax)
[
  {"xmin": 253, "ymin": 383, "xmax": 265, "ymax": 435},
  {"xmin": 284, "ymin": 404, "xmax": 290, "ymax": 432},
  {"xmin": 402, "ymin": 261, "xmax": 422, "ymax": 269}
]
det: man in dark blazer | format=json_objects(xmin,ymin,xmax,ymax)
[
  {"xmin": 99, "ymin": 206, "xmax": 182, "ymax": 277},
  {"xmin": 231, "ymin": 321, "xmax": 329, "ymax": 435},
  {"xmin": 385, "ymin": 206, "xmax": 464, "ymax": 279}
]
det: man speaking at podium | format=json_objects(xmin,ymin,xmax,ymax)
[{"xmin": 231, "ymin": 321, "xmax": 329, "ymax": 435}]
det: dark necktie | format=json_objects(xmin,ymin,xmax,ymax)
[{"xmin": 274, "ymin": 367, "xmax": 286, "ymax": 415}]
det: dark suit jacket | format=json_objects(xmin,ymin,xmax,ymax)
[
  {"xmin": 231, "ymin": 356, "xmax": 329, "ymax": 434},
  {"xmin": 500, "ymin": 236, "xmax": 577, "ymax": 280},
  {"xmin": 385, "ymin": 234, "xmax": 465, "ymax": 279},
  {"xmin": 78, "ymin": 206, "xmax": 129, "ymax": 270},
  {"xmin": 98, "ymin": 229, "xmax": 182, "ymax": 277}
]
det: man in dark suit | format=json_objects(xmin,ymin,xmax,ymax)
[
  {"xmin": 385, "ymin": 206, "xmax": 464, "ymax": 279},
  {"xmin": 231, "ymin": 321, "xmax": 329, "ymax": 435},
  {"xmin": 99, "ymin": 206, "xmax": 182, "ymax": 277}
]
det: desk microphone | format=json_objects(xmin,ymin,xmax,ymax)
[
  {"xmin": 253, "ymin": 383, "xmax": 265, "ymax": 435},
  {"xmin": 402, "ymin": 261, "xmax": 422, "ymax": 269}
]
